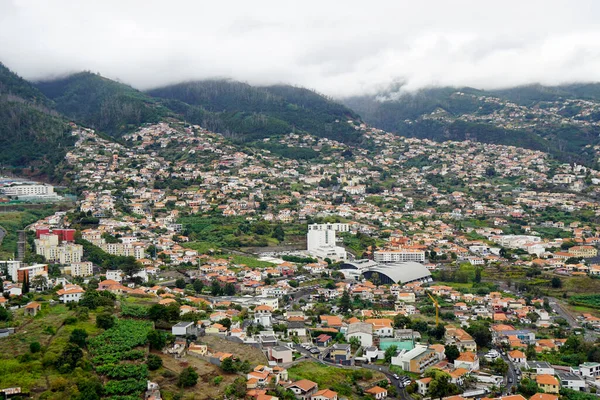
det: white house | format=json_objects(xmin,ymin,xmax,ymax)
[
  {"xmin": 579, "ymin": 362, "xmax": 600, "ymax": 378},
  {"xmin": 558, "ymin": 371, "xmax": 586, "ymax": 392},
  {"xmin": 56, "ymin": 284, "xmax": 85, "ymax": 303},
  {"xmin": 345, "ymin": 322, "xmax": 373, "ymax": 347},
  {"xmin": 172, "ymin": 321, "xmax": 195, "ymax": 337}
]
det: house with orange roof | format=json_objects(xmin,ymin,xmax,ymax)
[
  {"xmin": 416, "ymin": 377, "xmax": 431, "ymax": 395},
  {"xmin": 286, "ymin": 379, "xmax": 318, "ymax": 399},
  {"xmin": 365, "ymin": 385, "xmax": 387, "ymax": 399},
  {"xmin": 536, "ymin": 375, "xmax": 559, "ymax": 394},
  {"xmin": 319, "ymin": 315, "xmax": 343, "ymax": 328},
  {"xmin": 312, "ymin": 388, "xmax": 338, "ymax": 400},
  {"xmin": 529, "ymin": 394, "xmax": 558, "ymax": 400},
  {"xmin": 56, "ymin": 284, "xmax": 85, "ymax": 303},
  {"xmin": 159, "ymin": 298, "xmax": 177, "ymax": 306},
  {"xmin": 24, "ymin": 301, "xmax": 41, "ymax": 316},
  {"xmin": 508, "ymin": 350, "xmax": 526, "ymax": 364},
  {"xmin": 454, "ymin": 351, "xmax": 479, "ymax": 371}
]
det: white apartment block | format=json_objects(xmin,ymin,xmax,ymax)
[
  {"xmin": 374, "ymin": 249, "xmax": 426, "ymax": 263},
  {"xmin": 100, "ymin": 242, "xmax": 145, "ymax": 260},
  {"xmin": 308, "ymin": 223, "xmax": 350, "ymax": 233},
  {"xmin": 2, "ymin": 183, "xmax": 54, "ymax": 196},
  {"xmin": 35, "ymin": 235, "xmax": 83, "ymax": 264},
  {"xmin": 68, "ymin": 262, "xmax": 94, "ymax": 277}
]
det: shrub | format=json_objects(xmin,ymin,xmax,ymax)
[
  {"xmin": 178, "ymin": 367, "xmax": 198, "ymax": 388},
  {"xmin": 30, "ymin": 341, "xmax": 41, "ymax": 353},
  {"xmin": 213, "ymin": 376, "xmax": 223, "ymax": 386},
  {"xmin": 96, "ymin": 313, "xmax": 115, "ymax": 330},
  {"xmin": 147, "ymin": 354, "xmax": 163, "ymax": 371}
]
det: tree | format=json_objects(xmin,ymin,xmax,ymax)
[
  {"xmin": 147, "ymin": 354, "xmax": 163, "ymax": 370},
  {"xmin": 474, "ymin": 268, "xmax": 482, "ymax": 284},
  {"xmin": 394, "ymin": 314, "xmax": 411, "ymax": 329},
  {"xmin": 69, "ymin": 328, "xmax": 88, "ymax": 348},
  {"xmin": 96, "ymin": 313, "xmax": 115, "ymax": 330},
  {"xmin": 517, "ymin": 378, "xmax": 539, "ymax": 397},
  {"xmin": 429, "ymin": 324, "xmax": 446, "ymax": 340},
  {"xmin": 349, "ymin": 336, "xmax": 361, "ymax": 350},
  {"xmin": 221, "ymin": 356, "xmax": 237, "ymax": 373},
  {"xmin": 193, "ymin": 279, "xmax": 204, "ymax": 294},
  {"xmin": 551, "ymin": 277, "xmax": 563, "ymax": 288},
  {"xmin": 56, "ymin": 343, "xmax": 83, "ymax": 373},
  {"xmin": 0, "ymin": 307, "xmax": 11, "ymax": 322},
  {"xmin": 32, "ymin": 274, "xmax": 48, "ymax": 290},
  {"xmin": 224, "ymin": 283, "xmax": 236, "ymax": 296},
  {"xmin": 224, "ymin": 377, "xmax": 247, "ymax": 399},
  {"xmin": 370, "ymin": 272, "xmax": 381, "ymax": 286},
  {"xmin": 175, "ymin": 278, "xmax": 186, "ymax": 289},
  {"xmin": 120, "ymin": 256, "xmax": 142, "ymax": 280},
  {"xmin": 445, "ymin": 345, "xmax": 460, "ymax": 363},
  {"xmin": 491, "ymin": 357, "xmax": 508, "ymax": 375},
  {"xmin": 272, "ymin": 225, "xmax": 285, "ymax": 242},
  {"xmin": 467, "ymin": 323, "xmax": 492, "ymax": 348},
  {"xmin": 147, "ymin": 330, "xmax": 167, "ymax": 350},
  {"xmin": 339, "ymin": 290, "xmax": 351, "ymax": 313},
  {"xmin": 22, "ymin": 274, "xmax": 30, "ymax": 294},
  {"xmin": 384, "ymin": 345, "xmax": 398, "ymax": 363},
  {"xmin": 30, "ymin": 341, "xmax": 41, "ymax": 353},
  {"xmin": 425, "ymin": 369, "xmax": 456, "ymax": 399},
  {"xmin": 218, "ymin": 318, "xmax": 232, "ymax": 330},
  {"xmin": 526, "ymin": 312, "xmax": 540, "ymax": 323},
  {"xmin": 178, "ymin": 366, "xmax": 199, "ymax": 387},
  {"xmin": 211, "ymin": 280, "xmax": 222, "ymax": 296}
]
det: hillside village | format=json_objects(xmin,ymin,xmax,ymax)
[{"xmin": 3, "ymin": 120, "xmax": 600, "ymax": 399}]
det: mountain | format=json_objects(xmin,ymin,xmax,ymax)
[
  {"xmin": 343, "ymin": 84, "xmax": 600, "ymax": 165},
  {"xmin": 0, "ymin": 63, "xmax": 74, "ymax": 179},
  {"xmin": 147, "ymin": 80, "xmax": 362, "ymax": 142},
  {"xmin": 35, "ymin": 72, "xmax": 169, "ymax": 137}
]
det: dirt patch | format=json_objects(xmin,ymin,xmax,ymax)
[{"xmin": 199, "ymin": 335, "xmax": 268, "ymax": 365}]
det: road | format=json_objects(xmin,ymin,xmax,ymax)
[{"xmin": 548, "ymin": 297, "xmax": 597, "ymax": 342}]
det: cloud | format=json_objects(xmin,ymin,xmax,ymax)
[{"xmin": 1, "ymin": 0, "xmax": 600, "ymax": 97}]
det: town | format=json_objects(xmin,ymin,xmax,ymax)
[{"xmin": 2, "ymin": 119, "xmax": 600, "ymax": 400}]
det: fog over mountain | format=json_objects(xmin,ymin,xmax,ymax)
[{"xmin": 1, "ymin": 0, "xmax": 600, "ymax": 97}]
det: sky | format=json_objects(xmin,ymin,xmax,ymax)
[{"xmin": 1, "ymin": 0, "xmax": 600, "ymax": 97}]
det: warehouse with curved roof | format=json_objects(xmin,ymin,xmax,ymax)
[
  {"xmin": 338, "ymin": 260, "xmax": 432, "ymax": 285},
  {"xmin": 361, "ymin": 262, "xmax": 432, "ymax": 285}
]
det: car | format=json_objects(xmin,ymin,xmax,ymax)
[
  {"xmin": 309, "ymin": 347, "xmax": 320, "ymax": 354},
  {"xmin": 508, "ymin": 378, "xmax": 513, "ymax": 383},
  {"xmin": 393, "ymin": 374, "xmax": 400, "ymax": 380}
]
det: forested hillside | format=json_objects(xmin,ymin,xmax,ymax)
[
  {"xmin": 35, "ymin": 72, "xmax": 169, "ymax": 137},
  {"xmin": 147, "ymin": 80, "xmax": 361, "ymax": 142},
  {"xmin": 343, "ymin": 84, "xmax": 600, "ymax": 165},
  {"xmin": 0, "ymin": 63, "xmax": 74, "ymax": 179}
]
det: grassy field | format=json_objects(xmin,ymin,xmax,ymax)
[
  {"xmin": 153, "ymin": 352, "xmax": 238, "ymax": 400},
  {"xmin": 226, "ymin": 254, "xmax": 275, "ymax": 269},
  {"xmin": 0, "ymin": 207, "xmax": 60, "ymax": 258},
  {"xmin": 0, "ymin": 301, "xmax": 103, "ymax": 396},
  {"xmin": 288, "ymin": 362, "xmax": 386, "ymax": 399}
]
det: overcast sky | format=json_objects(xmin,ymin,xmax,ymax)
[{"xmin": 1, "ymin": 0, "xmax": 600, "ymax": 97}]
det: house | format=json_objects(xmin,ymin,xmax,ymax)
[
  {"xmin": 287, "ymin": 379, "xmax": 318, "ymax": 399},
  {"xmin": 365, "ymin": 319, "xmax": 394, "ymax": 337},
  {"xmin": 579, "ymin": 362, "xmax": 600, "ymax": 378},
  {"xmin": 416, "ymin": 377, "xmax": 431, "ymax": 395},
  {"xmin": 311, "ymin": 388, "xmax": 338, "ymax": 400},
  {"xmin": 330, "ymin": 344, "xmax": 351, "ymax": 363},
  {"xmin": 536, "ymin": 374, "xmax": 559, "ymax": 394},
  {"xmin": 391, "ymin": 345, "xmax": 440, "ymax": 373},
  {"xmin": 268, "ymin": 346, "xmax": 293, "ymax": 364},
  {"xmin": 557, "ymin": 371, "xmax": 586, "ymax": 391},
  {"xmin": 345, "ymin": 322, "xmax": 373, "ymax": 347},
  {"xmin": 445, "ymin": 325, "xmax": 477, "ymax": 352},
  {"xmin": 56, "ymin": 284, "xmax": 85, "ymax": 303},
  {"xmin": 365, "ymin": 385, "xmax": 387, "ymax": 399},
  {"xmin": 454, "ymin": 351, "xmax": 479, "ymax": 371},
  {"xmin": 24, "ymin": 301, "xmax": 41, "ymax": 316},
  {"xmin": 527, "ymin": 361, "xmax": 554, "ymax": 375},
  {"xmin": 319, "ymin": 315, "xmax": 343, "ymax": 328},
  {"xmin": 315, "ymin": 334, "xmax": 332, "ymax": 347},
  {"xmin": 172, "ymin": 321, "xmax": 195, "ymax": 337},
  {"xmin": 508, "ymin": 350, "xmax": 527, "ymax": 364},
  {"xmin": 529, "ymin": 394, "xmax": 558, "ymax": 400},
  {"xmin": 254, "ymin": 305, "xmax": 273, "ymax": 327}
]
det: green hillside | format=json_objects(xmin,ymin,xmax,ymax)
[
  {"xmin": 35, "ymin": 72, "xmax": 169, "ymax": 137},
  {"xmin": 343, "ymin": 84, "xmax": 600, "ymax": 165},
  {"xmin": 0, "ymin": 63, "xmax": 74, "ymax": 179},
  {"xmin": 147, "ymin": 80, "xmax": 361, "ymax": 142}
]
